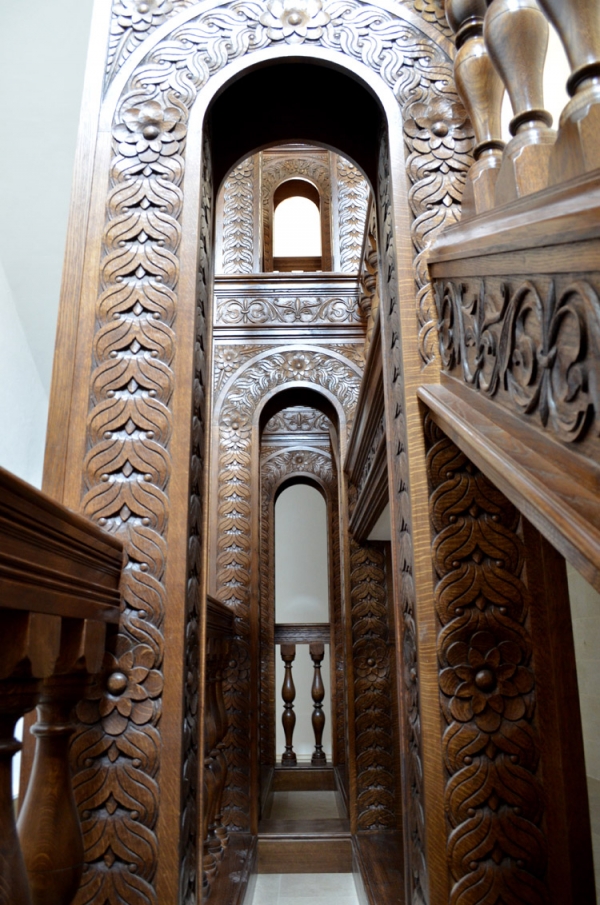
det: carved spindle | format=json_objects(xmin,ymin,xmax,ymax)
[
  {"xmin": 280, "ymin": 644, "xmax": 297, "ymax": 766},
  {"xmin": 0, "ymin": 681, "xmax": 40, "ymax": 905},
  {"xmin": 536, "ymin": 0, "xmax": 600, "ymax": 182},
  {"xmin": 18, "ymin": 674, "xmax": 89, "ymax": 905},
  {"xmin": 446, "ymin": 0, "xmax": 505, "ymax": 216},
  {"xmin": 213, "ymin": 637, "xmax": 230, "ymax": 851},
  {"xmin": 309, "ymin": 642, "xmax": 327, "ymax": 766},
  {"xmin": 484, "ymin": 0, "xmax": 556, "ymax": 202}
]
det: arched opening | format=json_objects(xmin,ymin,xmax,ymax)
[{"xmin": 272, "ymin": 188, "xmax": 322, "ymax": 272}]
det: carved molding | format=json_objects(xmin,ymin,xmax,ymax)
[
  {"xmin": 263, "ymin": 407, "xmax": 332, "ymax": 436},
  {"xmin": 221, "ymin": 157, "xmax": 255, "ymax": 275},
  {"xmin": 359, "ymin": 201, "xmax": 380, "ymax": 355},
  {"xmin": 81, "ymin": 1, "xmax": 469, "ymax": 898},
  {"xmin": 337, "ymin": 157, "xmax": 370, "ymax": 274},
  {"xmin": 435, "ymin": 274, "xmax": 600, "ymax": 454},
  {"xmin": 213, "ymin": 343, "xmax": 270, "ymax": 393},
  {"xmin": 378, "ymin": 135, "xmax": 426, "ymax": 904},
  {"xmin": 425, "ymin": 416, "xmax": 549, "ymax": 905}
]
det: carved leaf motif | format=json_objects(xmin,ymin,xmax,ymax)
[
  {"xmin": 221, "ymin": 157, "xmax": 255, "ymax": 275},
  {"xmin": 337, "ymin": 157, "xmax": 370, "ymax": 273}
]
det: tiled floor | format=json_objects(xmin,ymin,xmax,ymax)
[
  {"xmin": 250, "ymin": 872, "xmax": 360, "ymax": 905},
  {"xmin": 267, "ymin": 791, "xmax": 342, "ymax": 820}
]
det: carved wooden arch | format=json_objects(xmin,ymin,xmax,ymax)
[
  {"xmin": 262, "ymin": 154, "xmax": 333, "ymax": 272},
  {"xmin": 41, "ymin": 5, "xmax": 473, "ymax": 904},
  {"xmin": 259, "ymin": 446, "xmax": 344, "ymax": 770}
]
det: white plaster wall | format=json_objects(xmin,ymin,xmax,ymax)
[
  {"xmin": 275, "ymin": 484, "xmax": 332, "ymax": 760},
  {"xmin": 0, "ymin": 0, "xmax": 94, "ymax": 396},
  {"xmin": 567, "ymin": 564, "xmax": 600, "ymax": 896}
]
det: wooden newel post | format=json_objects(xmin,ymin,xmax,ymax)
[
  {"xmin": 280, "ymin": 644, "xmax": 297, "ymax": 766},
  {"xmin": 309, "ymin": 642, "xmax": 327, "ymax": 766}
]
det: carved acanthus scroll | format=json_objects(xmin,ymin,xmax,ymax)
[
  {"xmin": 221, "ymin": 157, "xmax": 255, "ymax": 275},
  {"xmin": 337, "ymin": 157, "xmax": 370, "ymax": 274}
]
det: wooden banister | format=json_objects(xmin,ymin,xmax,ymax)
[{"xmin": 0, "ymin": 466, "xmax": 123, "ymax": 905}]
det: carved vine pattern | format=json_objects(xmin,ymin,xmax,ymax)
[
  {"xmin": 337, "ymin": 157, "xmax": 370, "ymax": 273},
  {"xmin": 82, "ymin": 1, "xmax": 468, "ymax": 898},
  {"xmin": 425, "ymin": 415, "xmax": 548, "ymax": 905},
  {"xmin": 348, "ymin": 490, "xmax": 398, "ymax": 829},
  {"xmin": 221, "ymin": 156, "xmax": 255, "ymax": 275},
  {"xmin": 378, "ymin": 135, "xmax": 426, "ymax": 904},
  {"xmin": 260, "ymin": 446, "xmax": 338, "ymax": 765},
  {"xmin": 215, "ymin": 292, "xmax": 363, "ymax": 326},
  {"xmin": 435, "ymin": 275, "xmax": 600, "ymax": 450},
  {"xmin": 215, "ymin": 346, "xmax": 361, "ymax": 829},
  {"xmin": 359, "ymin": 199, "xmax": 380, "ymax": 355}
]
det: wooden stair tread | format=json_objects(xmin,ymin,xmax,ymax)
[{"xmin": 259, "ymin": 817, "xmax": 350, "ymax": 837}]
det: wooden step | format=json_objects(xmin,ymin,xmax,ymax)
[
  {"xmin": 258, "ymin": 818, "xmax": 352, "ymax": 873},
  {"xmin": 273, "ymin": 765, "xmax": 336, "ymax": 792}
]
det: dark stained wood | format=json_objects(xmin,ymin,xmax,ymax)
[
  {"xmin": 280, "ymin": 645, "xmax": 297, "ymax": 766},
  {"xmin": 309, "ymin": 642, "xmax": 327, "ymax": 766},
  {"xmin": 205, "ymin": 833, "xmax": 256, "ymax": 905},
  {"xmin": 352, "ymin": 833, "xmax": 405, "ymax": 905},
  {"xmin": 273, "ymin": 256, "xmax": 323, "ymax": 273},
  {"xmin": 257, "ymin": 818, "xmax": 352, "ymax": 873},
  {"xmin": 272, "ymin": 766, "xmax": 336, "ymax": 793},
  {"xmin": 274, "ymin": 624, "xmax": 331, "ymax": 645},
  {"xmin": 0, "ymin": 467, "xmax": 122, "ymax": 905},
  {"xmin": 419, "ymin": 382, "xmax": 600, "ymax": 592}
]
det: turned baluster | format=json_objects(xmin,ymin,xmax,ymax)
[
  {"xmin": 309, "ymin": 642, "xmax": 327, "ymax": 766},
  {"xmin": 446, "ymin": 0, "xmax": 505, "ymax": 216},
  {"xmin": 213, "ymin": 637, "xmax": 230, "ymax": 851},
  {"xmin": 280, "ymin": 644, "xmax": 297, "ymax": 766},
  {"xmin": 536, "ymin": 0, "xmax": 600, "ymax": 182},
  {"xmin": 483, "ymin": 0, "xmax": 556, "ymax": 202},
  {"xmin": 18, "ymin": 674, "xmax": 89, "ymax": 905},
  {"xmin": 0, "ymin": 680, "xmax": 41, "ymax": 905}
]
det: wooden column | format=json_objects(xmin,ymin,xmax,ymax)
[
  {"xmin": 309, "ymin": 642, "xmax": 327, "ymax": 766},
  {"xmin": 446, "ymin": 0, "xmax": 506, "ymax": 216},
  {"xmin": 280, "ymin": 645, "xmax": 297, "ymax": 766}
]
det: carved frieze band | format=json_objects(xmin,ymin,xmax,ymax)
[
  {"xmin": 378, "ymin": 136, "xmax": 426, "ymax": 904},
  {"xmin": 337, "ymin": 157, "xmax": 370, "ymax": 274},
  {"xmin": 221, "ymin": 157, "xmax": 255, "ymax": 275},
  {"xmin": 264, "ymin": 407, "xmax": 332, "ymax": 436},
  {"xmin": 82, "ymin": 1, "xmax": 468, "ymax": 899},
  {"xmin": 425, "ymin": 416, "xmax": 549, "ymax": 905},
  {"xmin": 435, "ymin": 274, "xmax": 600, "ymax": 453},
  {"xmin": 215, "ymin": 292, "xmax": 363, "ymax": 326}
]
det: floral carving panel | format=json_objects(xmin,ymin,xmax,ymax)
[
  {"xmin": 215, "ymin": 293, "xmax": 363, "ymax": 326},
  {"xmin": 435, "ymin": 274, "xmax": 600, "ymax": 454},
  {"xmin": 425, "ymin": 417, "xmax": 548, "ymax": 905},
  {"xmin": 337, "ymin": 157, "xmax": 370, "ymax": 274}
]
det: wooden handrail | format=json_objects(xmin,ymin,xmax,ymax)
[{"xmin": 0, "ymin": 466, "xmax": 123, "ymax": 905}]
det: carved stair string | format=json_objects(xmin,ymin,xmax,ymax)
[
  {"xmin": 280, "ymin": 644, "xmax": 297, "ymax": 766},
  {"xmin": 309, "ymin": 642, "xmax": 327, "ymax": 766}
]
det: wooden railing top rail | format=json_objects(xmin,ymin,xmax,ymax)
[
  {"xmin": 206, "ymin": 594, "xmax": 235, "ymax": 638},
  {"xmin": 274, "ymin": 623, "xmax": 330, "ymax": 644},
  {"xmin": 0, "ymin": 466, "xmax": 122, "ymax": 625}
]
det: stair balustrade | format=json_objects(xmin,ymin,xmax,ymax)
[
  {"xmin": 0, "ymin": 466, "xmax": 123, "ymax": 905},
  {"xmin": 275, "ymin": 624, "xmax": 331, "ymax": 768}
]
